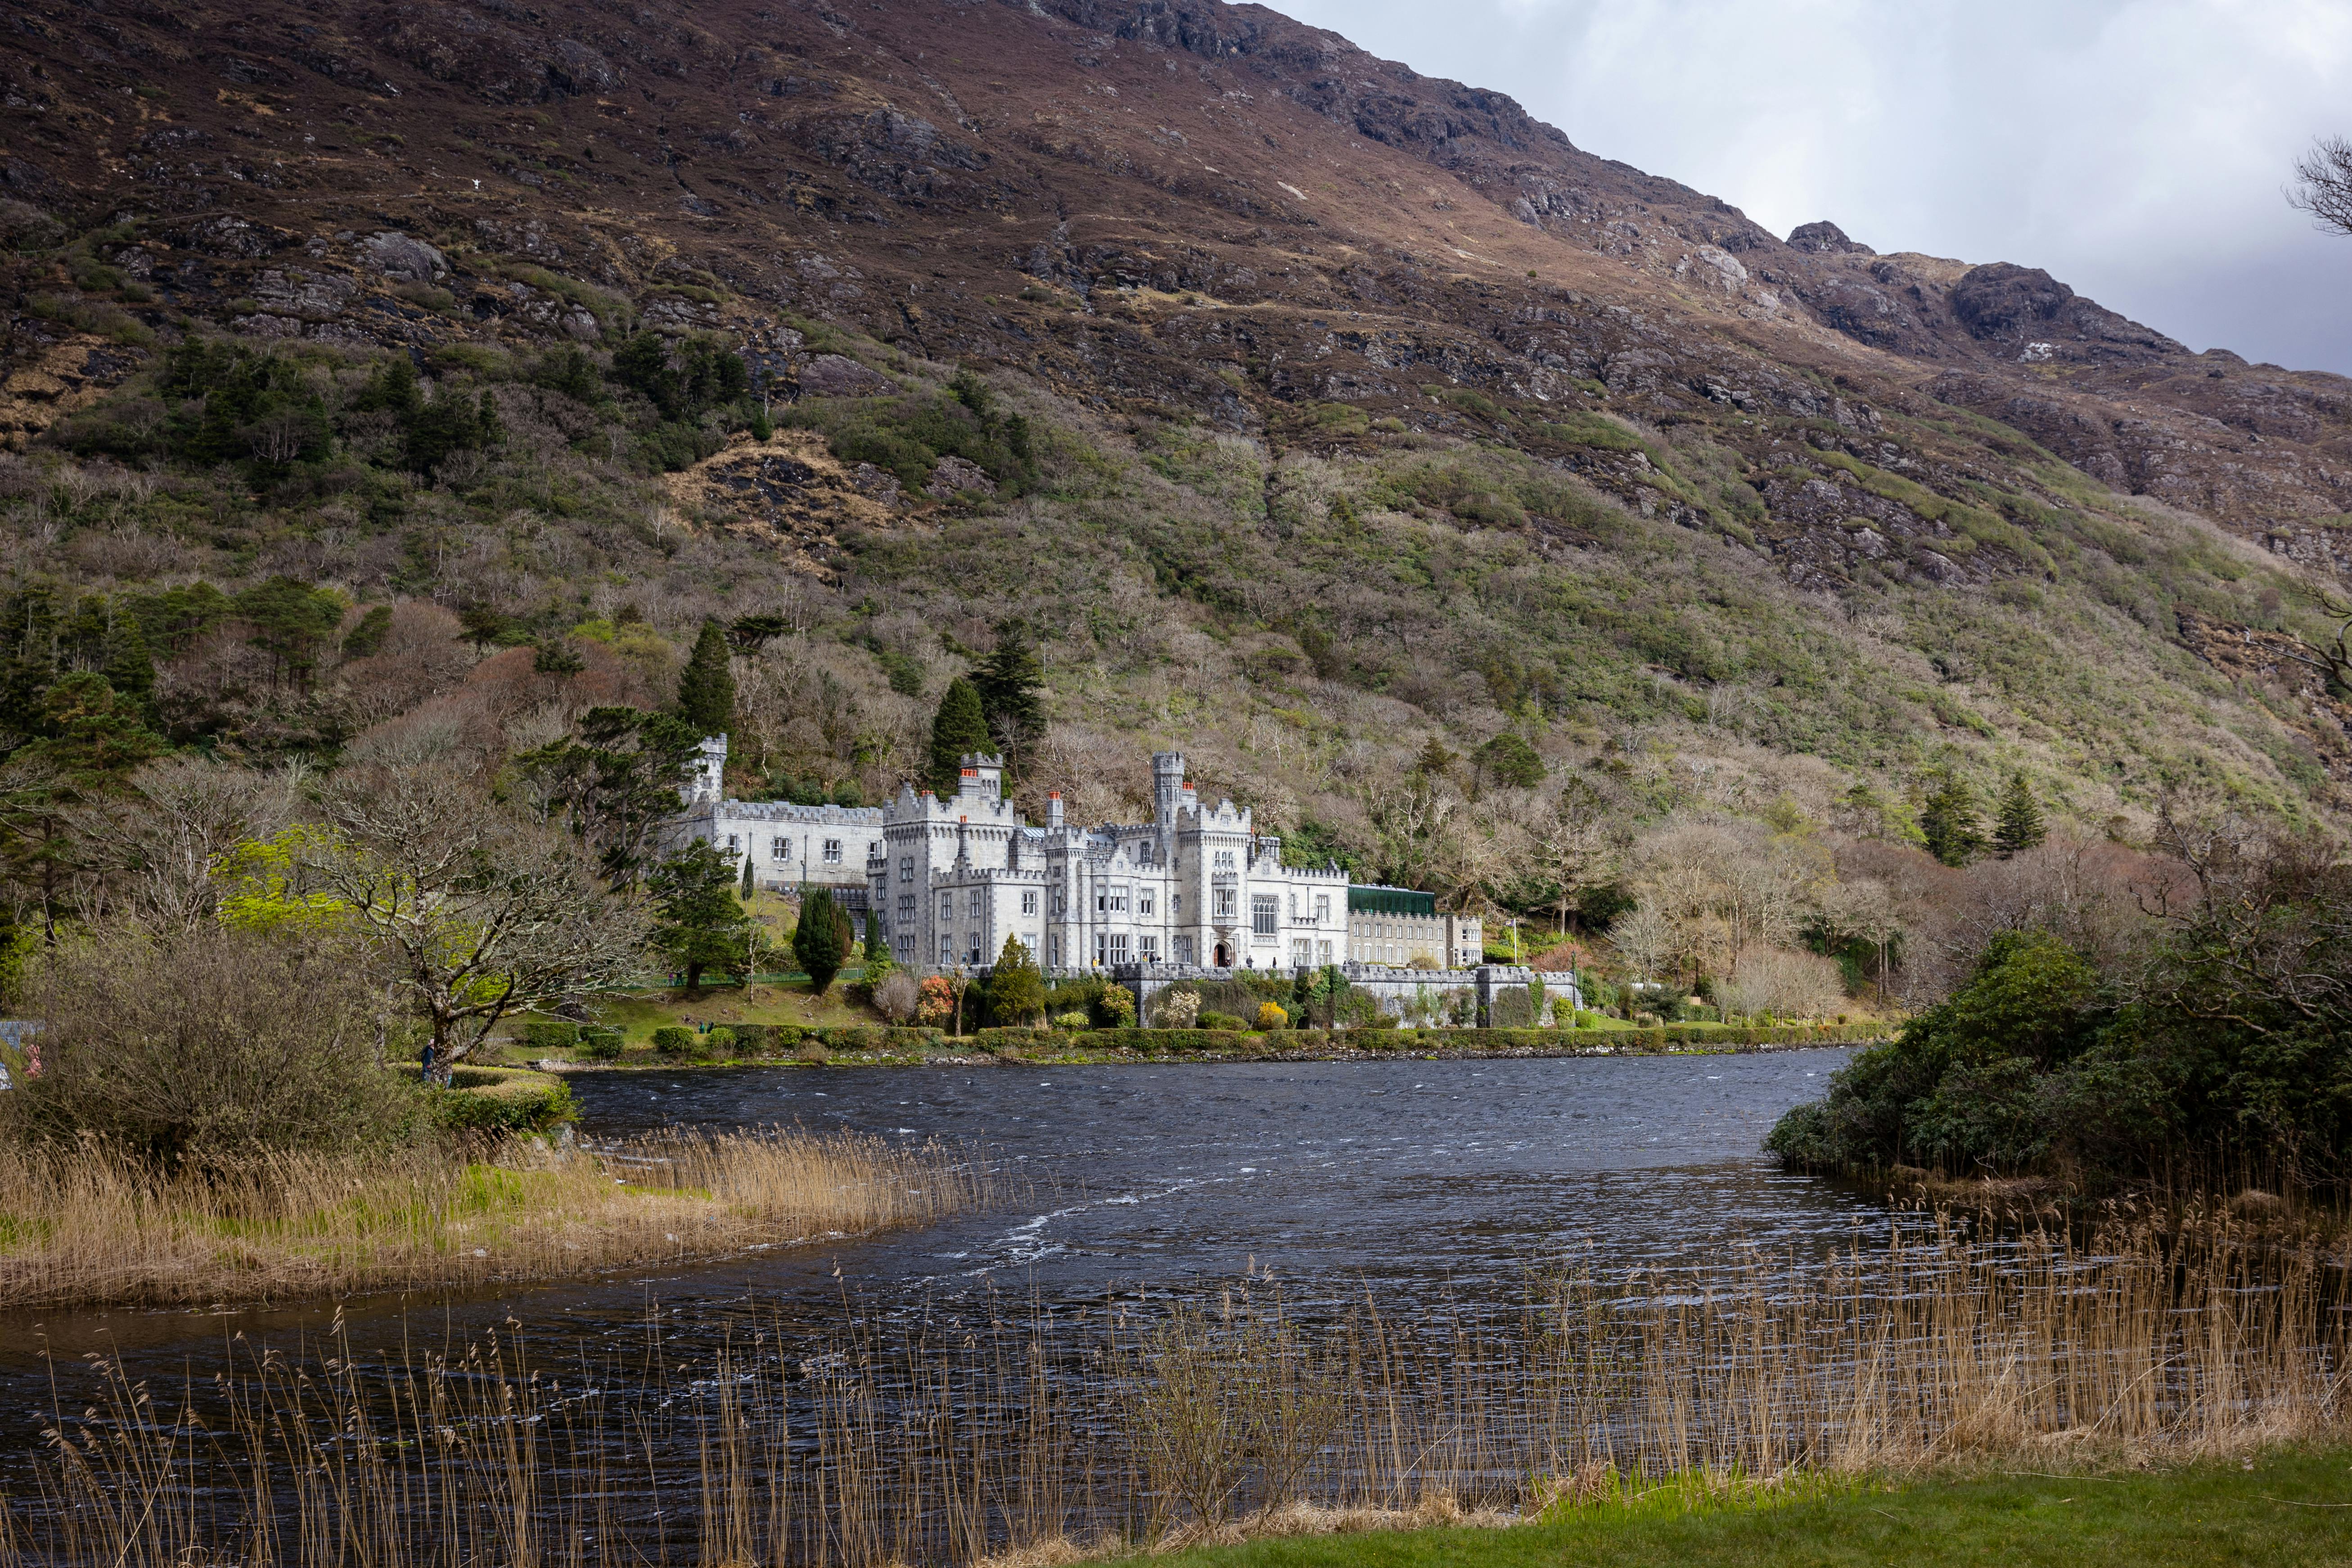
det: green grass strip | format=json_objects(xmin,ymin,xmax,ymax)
[{"xmin": 1144, "ymin": 1448, "xmax": 2352, "ymax": 1568}]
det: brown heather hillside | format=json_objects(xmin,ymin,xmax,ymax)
[{"xmin": 0, "ymin": 0, "xmax": 2349, "ymax": 895}]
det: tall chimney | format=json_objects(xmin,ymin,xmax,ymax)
[{"xmin": 1048, "ymin": 790, "xmax": 1064, "ymax": 830}]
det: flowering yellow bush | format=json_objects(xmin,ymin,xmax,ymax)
[{"xmin": 1254, "ymin": 1001, "xmax": 1288, "ymax": 1031}]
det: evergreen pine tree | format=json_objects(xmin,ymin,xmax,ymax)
[
  {"xmin": 925, "ymin": 675, "xmax": 991, "ymax": 794},
  {"xmin": 676, "ymin": 619, "xmax": 736, "ymax": 738},
  {"xmin": 1919, "ymin": 774, "xmax": 1988, "ymax": 867},
  {"xmin": 1994, "ymin": 771, "xmax": 2048, "ymax": 857},
  {"xmin": 648, "ymin": 840, "xmax": 752, "ymax": 992},
  {"xmin": 974, "ymin": 622, "xmax": 1045, "ymax": 766},
  {"xmin": 793, "ymin": 887, "xmax": 852, "ymax": 996},
  {"xmin": 739, "ymin": 851, "xmax": 755, "ymax": 898},
  {"xmin": 861, "ymin": 911, "xmax": 894, "ymax": 980}
]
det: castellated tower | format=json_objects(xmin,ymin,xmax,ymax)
[{"xmin": 1153, "ymin": 751, "xmax": 1186, "ymax": 825}]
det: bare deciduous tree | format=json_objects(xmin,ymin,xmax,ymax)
[
  {"xmin": 304, "ymin": 761, "xmax": 647, "ymax": 1083},
  {"xmin": 2288, "ymin": 134, "xmax": 2352, "ymax": 236}
]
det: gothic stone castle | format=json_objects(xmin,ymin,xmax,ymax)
[{"xmin": 676, "ymin": 739, "xmax": 1484, "ymax": 978}]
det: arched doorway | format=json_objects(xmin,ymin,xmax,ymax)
[{"xmin": 1213, "ymin": 943, "xmax": 1229, "ymax": 967}]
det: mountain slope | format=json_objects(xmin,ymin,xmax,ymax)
[{"xmin": 0, "ymin": 0, "xmax": 2347, "ymax": 867}]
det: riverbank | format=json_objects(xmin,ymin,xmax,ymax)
[
  {"xmin": 0, "ymin": 1126, "xmax": 989, "ymax": 1309},
  {"xmin": 1120, "ymin": 1447, "xmax": 2352, "ymax": 1568},
  {"xmin": 529, "ymin": 1019, "xmax": 1888, "ymax": 1072}
]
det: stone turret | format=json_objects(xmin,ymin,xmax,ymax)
[
  {"xmin": 687, "ymin": 734, "xmax": 727, "ymax": 805},
  {"xmin": 1153, "ymin": 750, "xmax": 1185, "ymax": 825}
]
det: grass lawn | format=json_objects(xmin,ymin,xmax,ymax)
[
  {"xmin": 588, "ymin": 976, "xmax": 884, "ymax": 1043},
  {"xmin": 1146, "ymin": 1449, "xmax": 2352, "ymax": 1568}
]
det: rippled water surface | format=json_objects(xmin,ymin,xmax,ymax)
[{"xmin": 1, "ymin": 1050, "xmax": 1865, "ymax": 1429}]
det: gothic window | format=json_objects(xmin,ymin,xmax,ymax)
[
  {"xmin": 1109, "ymin": 885, "xmax": 1128, "ymax": 914},
  {"xmin": 1138, "ymin": 934, "xmax": 1158, "ymax": 960},
  {"xmin": 823, "ymin": 838, "xmax": 843, "ymax": 865},
  {"xmin": 772, "ymin": 836, "xmax": 788, "ymax": 860},
  {"xmin": 1108, "ymin": 933, "xmax": 1130, "ymax": 962},
  {"xmin": 1213, "ymin": 888, "xmax": 1236, "ymax": 920},
  {"xmin": 1252, "ymin": 895, "xmax": 1278, "ymax": 937},
  {"xmin": 899, "ymin": 856, "xmax": 914, "ymax": 883},
  {"xmin": 897, "ymin": 893, "xmax": 915, "ymax": 918},
  {"xmin": 897, "ymin": 933, "xmax": 913, "ymax": 956},
  {"xmin": 938, "ymin": 934, "xmax": 954, "ymax": 964},
  {"xmin": 1315, "ymin": 894, "xmax": 1330, "ymax": 923},
  {"xmin": 967, "ymin": 889, "xmax": 985, "ymax": 916},
  {"xmin": 1050, "ymin": 934, "xmax": 1062, "ymax": 964},
  {"xmin": 1021, "ymin": 890, "xmax": 1038, "ymax": 915},
  {"xmin": 939, "ymin": 893, "xmax": 954, "ymax": 924},
  {"xmin": 1171, "ymin": 892, "xmax": 1181, "ymax": 915},
  {"xmin": 725, "ymin": 834, "xmax": 739, "ymax": 851},
  {"xmin": 1138, "ymin": 888, "xmax": 1154, "ymax": 917},
  {"xmin": 1174, "ymin": 935, "xmax": 1194, "ymax": 963},
  {"xmin": 1317, "ymin": 940, "xmax": 1333, "ymax": 965}
]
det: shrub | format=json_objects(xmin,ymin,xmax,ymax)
[
  {"xmin": 432, "ymin": 1077, "xmax": 578, "ymax": 1133},
  {"xmin": 874, "ymin": 969, "xmax": 922, "ymax": 1024},
  {"xmin": 651, "ymin": 1026, "xmax": 698, "ymax": 1057},
  {"xmin": 1095, "ymin": 985, "xmax": 1136, "ymax": 1028},
  {"xmin": 703, "ymin": 1026, "xmax": 736, "ymax": 1056},
  {"xmin": 915, "ymin": 974, "xmax": 956, "ymax": 1027},
  {"xmin": 729, "ymin": 1023, "xmax": 771, "ymax": 1054},
  {"xmin": 1198, "ymin": 1011, "xmax": 1248, "ymax": 1032},
  {"xmin": 1152, "ymin": 987, "xmax": 1201, "ymax": 1028},
  {"xmin": 521, "ymin": 1018, "xmax": 579, "ymax": 1053},
  {"xmin": 1053, "ymin": 1010, "xmax": 1091, "ymax": 1030},
  {"xmin": 1, "ymin": 924, "xmax": 419, "ymax": 1165},
  {"xmin": 796, "ymin": 1039, "xmax": 831, "ymax": 1064},
  {"xmin": 1254, "ymin": 1001, "xmax": 1289, "ymax": 1031},
  {"xmin": 576, "ymin": 1027, "xmax": 624, "ymax": 1060}
]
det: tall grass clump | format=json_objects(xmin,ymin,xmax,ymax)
[
  {"xmin": 3, "ymin": 1214, "xmax": 2342, "ymax": 1568},
  {"xmin": 0, "ymin": 1128, "xmax": 990, "ymax": 1308}
]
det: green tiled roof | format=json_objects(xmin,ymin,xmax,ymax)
[{"xmin": 1347, "ymin": 884, "xmax": 1436, "ymax": 916}]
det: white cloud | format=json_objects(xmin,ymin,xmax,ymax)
[{"xmin": 1267, "ymin": 0, "xmax": 2352, "ymax": 371}]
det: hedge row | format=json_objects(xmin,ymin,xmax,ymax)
[{"xmin": 574, "ymin": 1020, "xmax": 1885, "ymax": 1060}]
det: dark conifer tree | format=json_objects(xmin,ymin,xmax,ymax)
[
  {"xmin": 676, "ymin": 619, "xmax": 736, "ymax": 739},
  {"xmin": 793, "ymin": 887, "xmax": 852, "ymax": 996},
  {"xmin": 1919, "ymin": 774, "xmax": 1988, "ymax": 867},
  {"xmin": 974, "ymin": 622, "xmax": 1045, "ymax": 767},
  {"xmin": 926, "ymin": 675, "xmax": 991, "ymax": 795},
  {"xmin": 1994, "ymin": 772, "xmax": 2048, "ymax": 857}
]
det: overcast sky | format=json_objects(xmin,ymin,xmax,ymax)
[{"xmin": 1266, "ymin": 0, "xmax": 2352, "ymax": 376}]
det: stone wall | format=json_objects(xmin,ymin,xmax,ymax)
[{"xmin": 1070, "ymin": 962, "xmax": 1577, "ymax": 1028}]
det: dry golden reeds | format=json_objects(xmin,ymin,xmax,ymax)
[
  {"xmin": 0, "ymin": 1126, "xmax": 990, "ymax": 1308},
  {"xmin": 1, "ymin": 1213, "xmax": 2343, "ymax": 1568}
]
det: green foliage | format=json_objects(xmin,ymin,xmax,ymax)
[
  {"xmin": 513, "ymin": 707, "xmax": 705, "ymax": 892},
  {"xmin": 974, "ymin": 621, "xmax": 1045, "ymax": 767},
  {"xmin": 234, "ymin": 577, "xmax": 345, "ymax": 687},
  {"xmin": 704, "ymin": 1025, "xmax": 736, "ymax": 1056},
  {"xmin": 985, "ymin": 935, "xmax": 1045, "ymax": 1026},
  {"xmin": 926, "ymin": 675, "xmax": 991, "ymax": 794},
  {"xmin": 520, "ymin": 1018, "xmax": 580, "ymax": 1053},
  {"xmin": 676, "ymin": 618, "xmax": 736, "ymax": 737},
  {"xmin": 650, "ymin": 1025, "xmax": 698, "ymax": 1057},
  {"xmin": 1475, "ymin": 732, "xmax": 1546, "ymax": 789},
  {"xmin": 342, "ymin": 604, "xmax": 394, "ymax": 659},
  {"xmin": 786, "ymin": 379, "xmax": 1036, "ymax": 497},
  {"xmin": 608, "ymin": 332, "xmax": 749, "ymax": 421},
  {"xmin": 647, "ymin": 839, "xmax": 752, "ymax": 990},
  {"xmin": 793, "ymin": 886, "xmax": 852, "ymax": 996},
  {"xmin": 1994, "ymin": 772, "xmax": 2047, "ymax": 856},
  {"xmin": 528, "ymin": 345, "xmax": 603, "ymax": 404},
  {"xmin": 1918, "ymin": 774, "xmax": 1987, "ymax": 867},
  {"xmin": 576, "ymin": 1026, "xmax": 624, "ymax": 1060}
]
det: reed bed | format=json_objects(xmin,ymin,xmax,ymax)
[
  {"xmin": 3, "ymin": 1214, "xmax": 2343, "ymax": 1568},
  {"xmin": 0, "ymin": 1127, "xmax": 990, "ymax": 1308}
]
